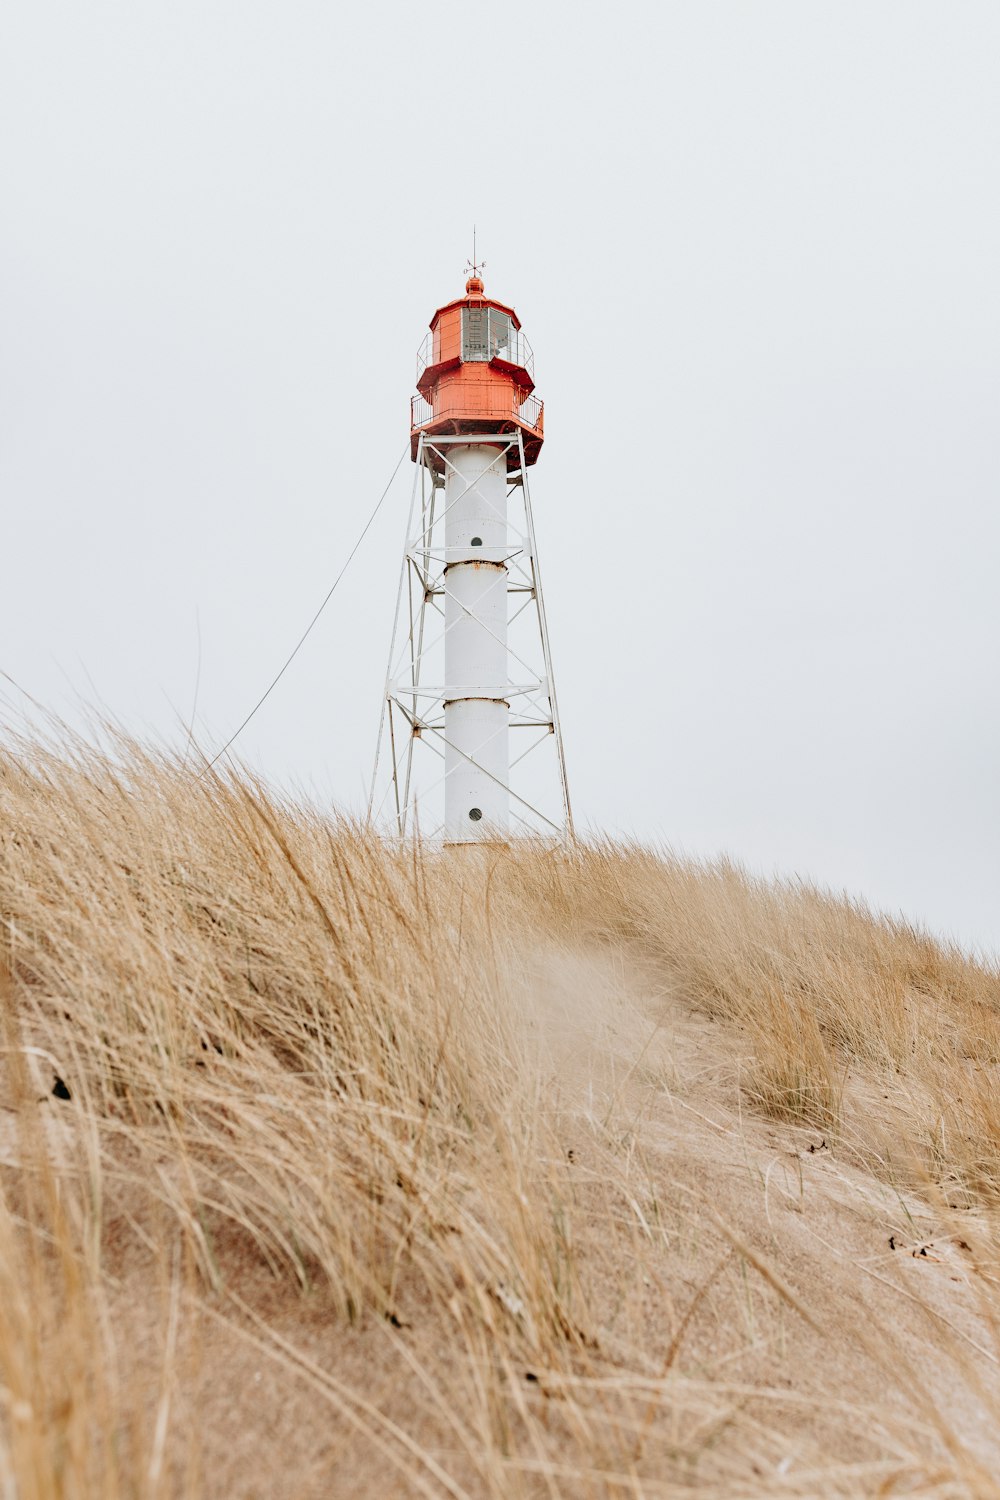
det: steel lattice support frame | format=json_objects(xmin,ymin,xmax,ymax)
[{"xmin": 369, "ymin": 430, "xmax": 573, "ymax": 844}]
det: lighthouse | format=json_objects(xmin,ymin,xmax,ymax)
[{"xmin": 370, "ymin": 266, "xmax": 571, "ymax": 844}]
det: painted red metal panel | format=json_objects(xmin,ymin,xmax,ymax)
[{"xmin": 411, "ymin": 277, "xmax": 544, "ymax": 471}]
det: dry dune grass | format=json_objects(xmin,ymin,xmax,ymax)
[
  {"xmin": 2, "ymin": 730, "xmax": 1000, "ymax": 1496},
  {"xmin": 508, "ymin": 845, "xmax": 1000, "ymax": 1197}
]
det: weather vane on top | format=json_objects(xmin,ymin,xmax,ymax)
[{"xmin": 465, "ymin": 225, "xmax": 485, "ymax": 281}]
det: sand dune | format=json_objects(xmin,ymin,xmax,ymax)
[{"xmin": 2, "ymin": 734, "xmax": 1000, "ymax": 1496}]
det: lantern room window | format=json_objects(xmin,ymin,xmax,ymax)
[
  {"xmin": 456, "ymin": 307, "xmax": 534, "ymax": 377},
  {"xmin": 462, "ymin": 307, "xmax": 513, "ymax": 362},
  {"xmin": 488, "ymin": 310, "xmax": 511, "ymax": 357},
  {"xmin": 462, "ymin": 307, "xmax": 488, "ymax": 361}
]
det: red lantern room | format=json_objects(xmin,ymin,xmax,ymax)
[{"xmin": 410, "ymin": 273, "xmax": 544, "ymax": 471}]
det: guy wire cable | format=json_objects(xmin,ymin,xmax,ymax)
[{"xmin": 198, "ymin": 443, "xmax": 408, "ymax": 777}]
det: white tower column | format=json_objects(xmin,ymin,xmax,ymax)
[{"xmin": 443, "ymin": 443, "xmax": 508, "ymax": 842}]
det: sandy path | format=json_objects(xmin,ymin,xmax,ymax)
[{"xmin": 523, "ymin": 941, "xmax": 1000, "ymax": 1485}]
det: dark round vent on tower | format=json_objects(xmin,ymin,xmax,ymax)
[
  {"xmin": 471, "ymin": 536, "xmax": 483, "ymax": 547},
  {"xmin": 468, "ymin": 807, "xmax": 483, "ymax": 821}
]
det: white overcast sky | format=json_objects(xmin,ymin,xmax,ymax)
[{"xmin": 1, "ymin": 2, "xmax": 998, "ymax": 955}]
